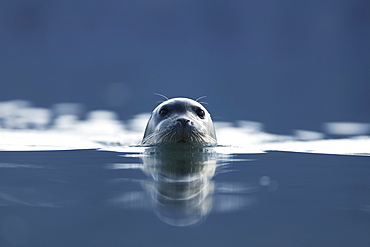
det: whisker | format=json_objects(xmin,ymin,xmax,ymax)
[
  {"xmin": 195, "ymin": 96, "xmax": 207, "ymax": 102},
  {"xmin": 154, "ymin": 93, "xmax": 169, "ymax": 101}
]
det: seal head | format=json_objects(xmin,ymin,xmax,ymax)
[{"xmin": 141, "ymin": 98, "xmax": 217, "ymax": 146}]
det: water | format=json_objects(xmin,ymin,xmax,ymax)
[
  {"xmin": 0, "ymin": 100, "xmax": 370, "ymax": 246},
  {"xmin": 1, "ymin": 150, "xmax": 369, "ymax": 246}
]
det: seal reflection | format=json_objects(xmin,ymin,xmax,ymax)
[
  {"xmin": 141, "ymin": 145, "xmax": 217, "ymax": 226},
  {"xmin": 109, "ymin": 145, "xmax": 254, "ymax": 227}
]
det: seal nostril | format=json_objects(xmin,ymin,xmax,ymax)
[{"xmin": 176, "ymin": 118, "xmax": 190, "ymax": 126}]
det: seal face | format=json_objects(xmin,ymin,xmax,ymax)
[{"xmin": 141, "ymin": 98, "xmax": 217, "ymax": 146}]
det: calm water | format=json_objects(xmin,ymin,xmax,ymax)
[
  {"xmin": 0, "ymin": 101, "xmax": 370, "ymax": 246},
  {"xmin": 0, "ymin": 148, "xmax": 369, "ymax": 247}
]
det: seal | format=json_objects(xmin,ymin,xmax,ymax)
[{"xmin": 141, "ymin": 97, "xmax": 217, "ymax": 145}]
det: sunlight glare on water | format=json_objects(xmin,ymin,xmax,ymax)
[
  {"xmin": 0, "ymin": 100, "xmax": 369, "ymax": 155},
  {"xmin": 323, "ymin": 122, "xmax": 370, "ymax": 136}
]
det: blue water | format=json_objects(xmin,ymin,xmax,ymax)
[
  {"xmin": 0, "ymin": 100, "xmax": 369, "ymax": 246},
  {"xmin": 0, "ymin": 147, "xmax": 369, "ymax": 247}
]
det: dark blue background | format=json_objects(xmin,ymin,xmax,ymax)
[{"xmin": 1, "ymin": 0, "xmax": 369, "ymax": 133}]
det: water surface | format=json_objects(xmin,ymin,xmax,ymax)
[{"xmin": 0, "ymin": 101, "xmax": 369, "ymax": 246}]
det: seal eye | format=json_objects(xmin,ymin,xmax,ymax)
[
  {"xmin": 196, "ymin": 109, "xmax": 205, "ymax": 119},
  {"xmin": 159, "ymin": 108, "xmax": 169, "ymax": 116}
]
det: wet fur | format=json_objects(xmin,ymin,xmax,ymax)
[{"xmin": 141, "ymin": 98, "xmax": 217, "ymax": 146}]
